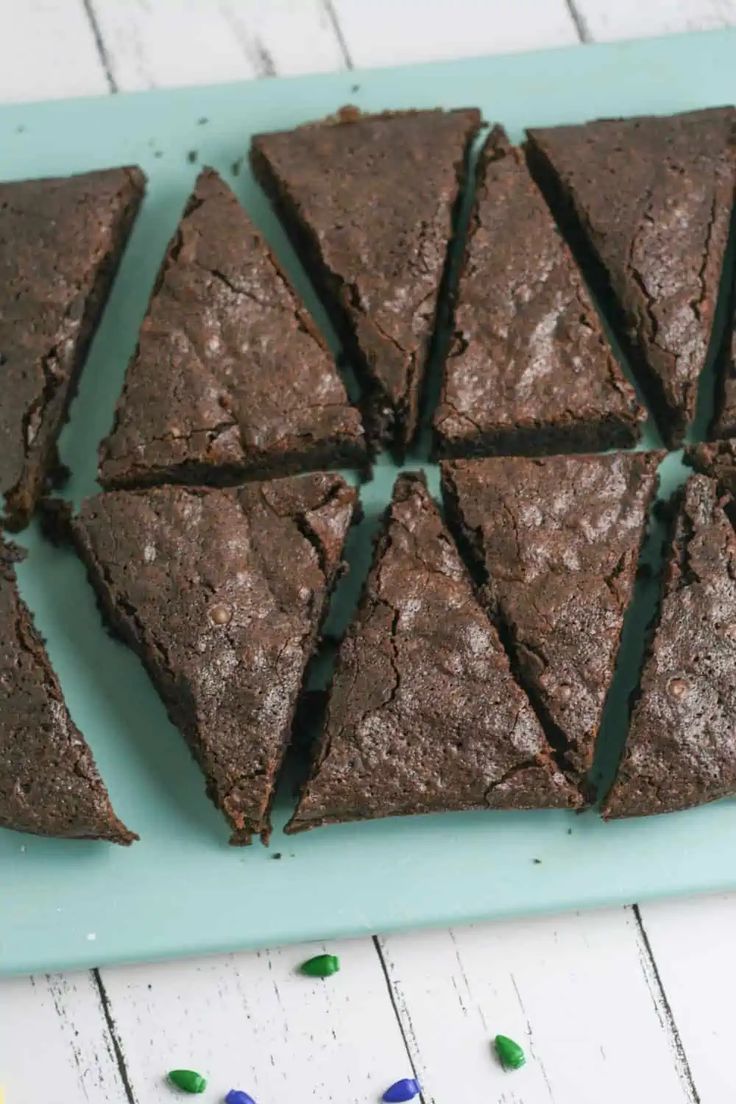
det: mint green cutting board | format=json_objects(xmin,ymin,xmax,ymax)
[{"xmin": 3, "ymin": 28, "xmax": 736, "ymax": 977}]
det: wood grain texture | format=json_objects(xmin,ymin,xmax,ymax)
[
  {"xmin": 85, "ymin": 0, "xmax": 347, "ymax": 90},
  {"xmin": 573, "ymin": 0, "xmax": 736, "ymax": 40},
  {"xmin": 639, "ymin": 895, "xmax": 736, "ymax": 1103},
  {"xmin": 0, "ymin": 0, "xmax": 109, "ymax": 103},
  {"xmin": 97, "ymin": 940, "xmax": 414, "ymax": 1102},
  {"xmin": 330, "ymin": 0, "xmax": 579, "ymax": 66},
  {"xmin": 0, "ymin": 972, "xmax": 128, "ymax": 1102},
  {"xmin": 379, "ymin": 910, "xmax": 701, "ymax": 1103}
]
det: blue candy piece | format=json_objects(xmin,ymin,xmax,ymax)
[
  {"xmin": 382, "ymin": 1078, "xmax": 420, "ymax": 1102},
  {"xmin": 225, "ymin": 1092, "xmax": 256, "ymax": 1104}
]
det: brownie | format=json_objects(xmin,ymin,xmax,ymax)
[
  {"xmin": 688, "ymin": 437, "xmax": 736, "ymax": 497},
  {"xmin": 434, "ymin": 127, "xmax": 644, "ymax": 459},
  {"xmin": 251, "ymin": 107, "xmax": 481, "ymax": 452},
  {"xmin": 98, "ymin": 169, "xmax": 366, "ymax": 490},
  {"xmin": 0, "ymin": 541, "xmax": 135, "ymax": 843},
  {"xmin": 712, "ymin": 317, "xmax": 736, "ymax": 438},
  {"xmin": 526, "ymin": 108, "xmax": 736, "ymax": 447},
  {"xmin": 0, "ymin": 167, "xmax": 145, "ymax": 529},
  {"xmin": 441, "ymin": 452, "xmax": 662, "ymax": 782},
  {"xmin": 287, "ymin": 474, "xmax": 578, "ymax": 833},
  {"xmin": 68, "ymin": 473, "xmax": 358, "ymax": 844},
  {"xmin": 603, "ymin": 475, "xmax": 736, "ymax": 817}
]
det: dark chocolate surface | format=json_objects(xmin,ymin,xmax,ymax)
[
  {"xmin": 288, "ymin": 474, "xmax": 578, "ymax": 833},
  {"xmin": 604, "ymin": 475, "xmax": 736, "ymax": 817},
  {"xmin": 526, "ymin": 107, "xmax": 736, "ymax": 447},
  {"xmin": 434, "ymin": 127, "xmax": 643, "ymax": 458},
  {"xmin": 99, "ymin": 169, "xmax": 365, "ymax": 490},
  {"xmin": 0, "ymin": 167, "xmax": 145, "ymax": 529},
  {"xmin": 251, "ymin": 107, "xmax": 481, "ymax": 451},
  {"xmin": 0, "ymin": 541, "xmax": 135, "ymax": 844},
  {"xmin": 441, "ymin": 452, "xmax": 661, "ymax": 781},
  {"xmin": 69, "ymin": 473, "xmax": 357, "ymax": 844}
]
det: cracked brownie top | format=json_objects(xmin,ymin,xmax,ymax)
[
  {"xmin": 98, "ymin": 169, "xmax": 365, "ymax": 490},
  {"xmin": 287, "ymin": 472, "xmax": 578, "ymax": 833}
]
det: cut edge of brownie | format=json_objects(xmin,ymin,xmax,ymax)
[
  {"xmin": 434, "ymin": 412, "xmax": 642, "ymax": 461},
  {"xmin": 523, "ymin": 133, "xmax": 684, "ymax": 446},
  {"xmin": 64, "ymin": 476, "xmax": 360, "ymax": 846},
  {"xmin": 0, "ymin": 540, "xmax": 137, "ymax": 845},
  {"xmin": 2, "ymin": 168, "xmax": 146, "ymax": 531},
  {"xmin": 98, "ymin": 437, "xmax": 369, "ymax": 492},
  {"xmin": 250, "ymin": 106, "xmax": 482, "ymax": 455}
]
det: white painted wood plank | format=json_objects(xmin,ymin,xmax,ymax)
[
  {"xmin": 0, "ymin": 972, "xmax": 128, "ymax": 1102},
  {"xmin": 331, "ymin": 0, "xmax": 579, "ymax": 68},
  {"xmin": 638, "ymin": 895, "xmax": 736, "ymax": 1104},
  {"xmin": 0, "ymin": 0, "xmax": 109, "ymax": 104},
  {"xmin": 379, "ymin": 909, "xmax": 699, "ymax": 1103},
  {"xmin": 98, "ymin": 939, "xmax": 411, "ymax": 1102},
  {"xmin": 573, "ymin": 0, "xmax": 736, "ymax": 42},
  {"xmin": 87, "ymin": 0, "xmax": 346, "ymax": 91}
]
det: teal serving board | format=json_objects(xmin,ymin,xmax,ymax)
[{"xmin": 3, "ymin": 28, "xmax": 736, "ymax": 977}]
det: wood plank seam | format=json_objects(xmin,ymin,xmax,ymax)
[
  {"xmin": 631, "ymin": 905, "xmax": 702, "ymax": 1104},
  {"xmin": 92, "ymin": 968, "xmax": 138, "ymax": 1104},
  {"xmin": 81, "ymin": 0, "xmax": 118, "ymax": 92},
  {"xmin": 564, "ymin": 0, "xmax": 592, "ymax": 42},
  {"xmin": 372, "ymin": 936, "xmax": 428, "ymax": 1103},
  {"xmin": 322, "ymin": 0, "xmax": 354, "ymax": 68}
]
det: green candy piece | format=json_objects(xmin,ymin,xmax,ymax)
[
  {"xmin": 300, "ymin": 953, "xmax": 340, "ymax": 978},
  {"xmin": 168, "ymin": 1069, "xmax": 207, "ymax": 1093},
  {"xmin": 494, "ymin": 1035, "xmax": 526, "ymax": 1071}
]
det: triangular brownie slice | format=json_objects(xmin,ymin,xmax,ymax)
[
  {"xmin": 98, "ymin": 169, "xmax": 365, "ymax": 490},
  {"xmin": 69, "ymin": 473, "xmax": 357, "ymax": 844},
  {"xmin": 251, "ymin": 107, "xmax": 481, "ymax": 451},
  {"xmin": 0, "ymin": 541, "xmax": 135, "ymax": 843},
  {"xmin": 604, "ymin": 475, "xmax": 736, "ymax": 817},
  {"xmin": 526, "ymin": 108, "xmax": 736, "ymax": 446},
  {"xmin": 434, "ymin": 126, "xmax": 644, "ymax": 458},
  {"xmin": 441, "ymin": 452, "xmax": 661, "ymax": 782},
  {"xmin": 287, "ymin": 473, "xmax": 578, "ymax": 833},
  {"xmin": 1, "ymin": 167, "xmax": 145, "ymax": 529}
]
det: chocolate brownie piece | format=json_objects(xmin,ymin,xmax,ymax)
[
  {"xmin": 0, "ymin": 167, "xmax": 145, "ymax": 529},
  {"xmin": 251, "ymin": 107, "xmax": 481, "ymax": 451},
  {"xmin": 441, "ymin": 452, "xmax": 662, "ymax": 782},
  {"xmin": 0, "ymin": 541, "xmax": 135, "ymax": 843},
  {"xmin": 688, "ymin": 438, "xmax": 736, "ymax": 497},
  {"xmin": 68, "ymin": 473, "xmax": 357, "ymax": 844},
  {"xmin": 712, "ymin": 317, "xmax": 736, "ymax": 438},
  {"xmin": 434, "ymin": 127, "xmax": 644, "ymax": 458},
  {"xmin": 526, "ymin": 108, "xmax": 736, "ymax": 447},
  {"xmin": 604, "ymin": 475, "xmax": 736, "ymax": 817},
  {"xmin": 98, "ymin": 169, "xmax": 365, "ymax": 490},
  {"xmin": 287, "ymin": 474, "xmax": 578, "ymax": 833}
]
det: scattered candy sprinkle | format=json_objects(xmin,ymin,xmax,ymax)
[
  {"xmin": 382, "ymin": 1077, "xmax": 421, "ymax": 1101},
  {"xmin": 494, "ymin": 1034, "xmax": 526, "ymax": 1070},
  {"xmin": 300, "ymin": 953, "xmax": 340, "ymax": 977},
  {"xmin": 225, "ymin": 1091, "xmax": 256, "ymax": 1104},
  {"xmin": 168, "ymin": 1069, "xmax": 207, "ymax": 1093}
]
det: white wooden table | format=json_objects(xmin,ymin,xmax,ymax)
[{"xmin": 2, "ymin": 3, "xmax": 736, "ymax": 1101}]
